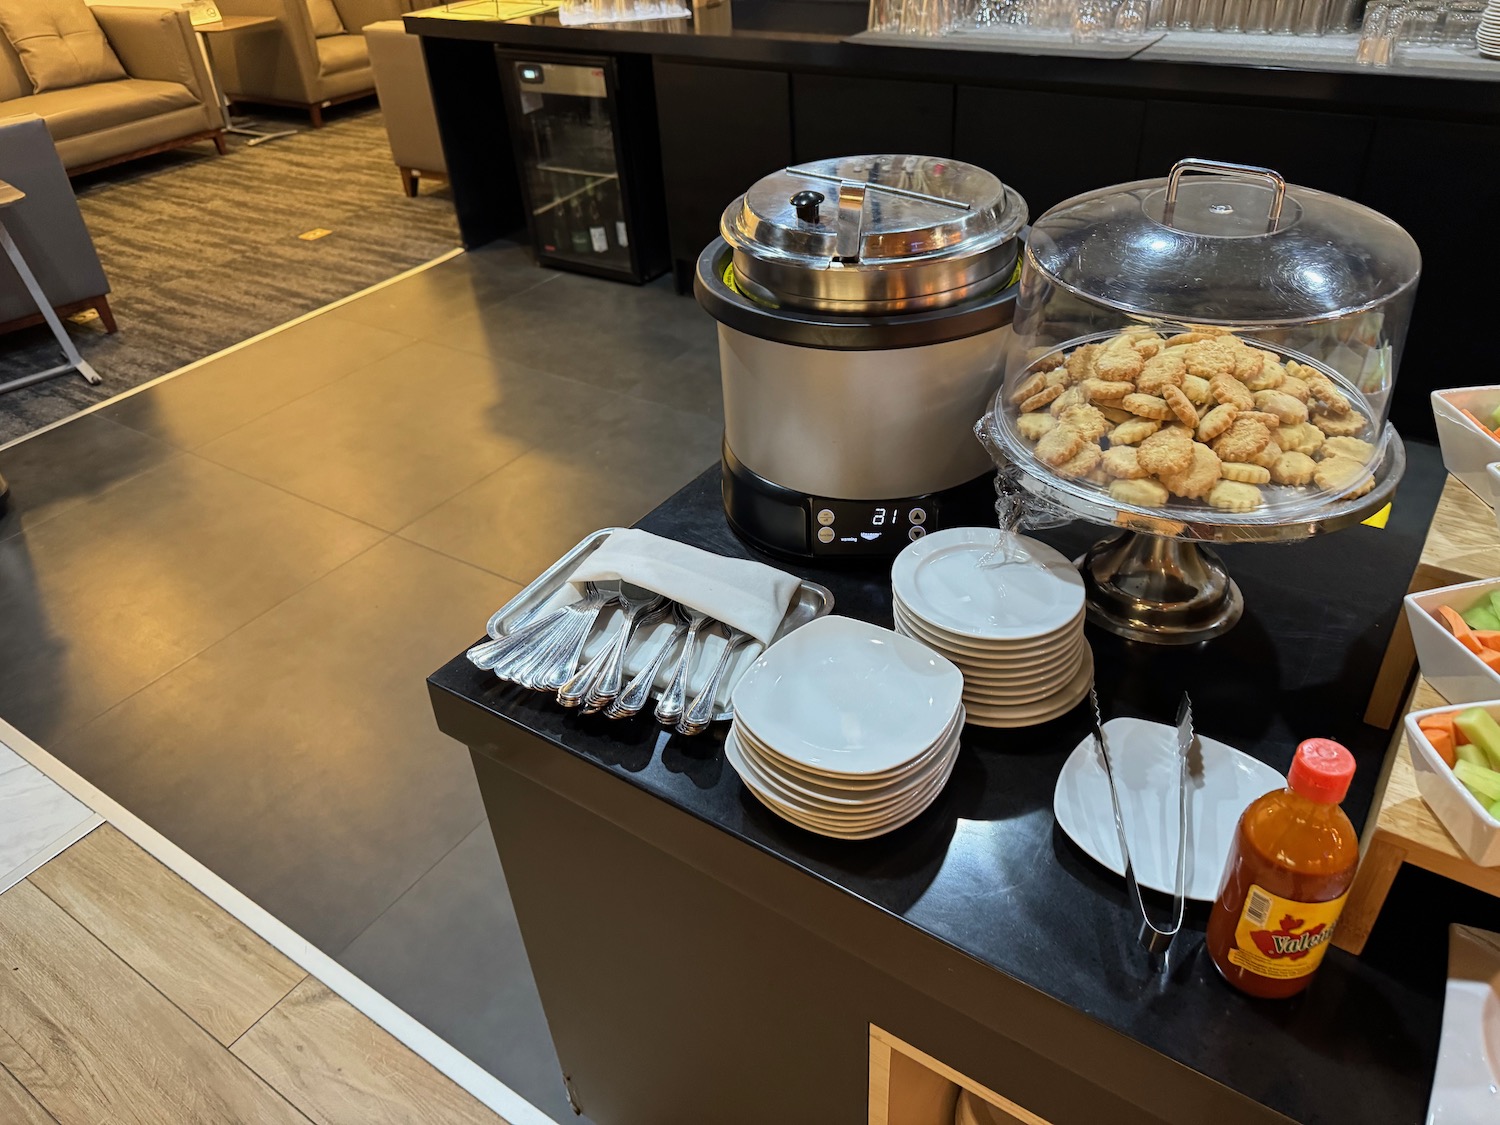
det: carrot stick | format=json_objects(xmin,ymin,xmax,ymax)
[
  {"xmin": 1436, "ymin": 605, "xmax": 1485, "ymax": 654},
  {"xmin": 1425, "ymin": 727, "xmax": 1457, "ymax": 767}
]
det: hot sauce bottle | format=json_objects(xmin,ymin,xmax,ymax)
[{"xmin": 1207, "ymin": 739, "xmax": 1359, "ymax": 999}]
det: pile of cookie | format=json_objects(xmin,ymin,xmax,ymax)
[{"xmin": 1009, "ymin": 326, "xmax": 1377, "ymax": 514}]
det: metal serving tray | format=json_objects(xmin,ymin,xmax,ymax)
[{"xmin": 482, "ymin": 528, "xmax": 834, "ymax": 723}]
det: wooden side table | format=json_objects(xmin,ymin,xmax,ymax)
[
  {"xmin": 1364, "ymin": 474, "xmax": 1500, "ymax": 729},
  {"xmin": 1337, "ymin": 677, "xmax": 1500, "ymax": 953},
  {"xmin": 194, "ymin": 16, "xmax": 298, "ymax": 147}
]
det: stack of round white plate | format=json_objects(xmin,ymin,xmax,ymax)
[
  {"xmin": 726, "ymin": 615, "xmax": 966, "ymax": 839},
  {"xmin": 1481, "ymin": 0, "xmax": 1500, "ymax": 57},
  {"xmin": 891, "ymin": 527, "xmax": 1092, "ymax": 728}
]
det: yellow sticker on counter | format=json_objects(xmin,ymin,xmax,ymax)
[
  {"xmin": 299, "ymin": 229, "xmax": 333, "ymax": 241},
  {"xmin": 1361, "ymin": 503, "xmax": 1391, "ymax": 529}
]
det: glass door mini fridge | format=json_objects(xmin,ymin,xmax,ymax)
[{"xmin": 498, "ymin": 50, "xmax": 669, "ymax": 284}]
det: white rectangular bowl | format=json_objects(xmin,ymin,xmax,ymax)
[
  {"xmin": 1406, "ymin": 700, "xmax": 1500, "ymax": 866},
  {"xmin": 1407, "ymin": 579, "xmax": 1500, "ymax": 705},
  {"xmin": 1432, "ymin": 387, "xmax": 1500, "ymax": 505},
  {"xmin": 1490, "ymin": 463, "xmax": 1500, "ymax": 537}
]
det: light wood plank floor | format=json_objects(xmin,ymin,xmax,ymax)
[{"xmin": 0, "ymin": 824, "xmax": 509, "ymax": 1125}]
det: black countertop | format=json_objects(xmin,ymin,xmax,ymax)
[
  {"xmin": 429, "ymin": 439, "xmax": 1468, "ymax": 1125},
  {"xmin": 407, "ymin": 0, "xmax": 1500, "ymax": 119}
]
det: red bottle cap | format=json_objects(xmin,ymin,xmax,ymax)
[{"xmin": 1287, "ymin": 738, "xmax": 1356, "ymax": 804}]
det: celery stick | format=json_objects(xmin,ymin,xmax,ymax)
[
  {"xmin": 1454, "ymin": 709, "xmax": 1500, "ymax": 771},
  {"xmin": 1489, "ymin": 590, "xmax": 1500, "ymax": 620},
  {"xmin": 1456, "ymin": 741, "xmax": 1488, "ymax": 769},
  {"xmin": 1489, "ymin": 797, "xmax": 1500, "ymax": 823},
  {"xmin": 1489, "ymin": 402, "xmax": 1500, "ymax": 430},
  {"xmin": 1454, "ymin": 759, "xmax": 1500, "ymax": 805},
  {"xmin": 1463, "ymin": 605, "xmax": 1500, "ymax": 631}
]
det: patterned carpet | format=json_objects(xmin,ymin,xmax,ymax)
[{"xmin": 0, "ymin": 106, "xmax": 461, "ymax": 444}]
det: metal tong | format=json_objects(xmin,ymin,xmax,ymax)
[{"xmin": 1092, "ymin": 688, "xmax": 1191, "ymax": 959}]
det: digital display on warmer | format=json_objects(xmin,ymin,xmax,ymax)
[{"xmin": 809, "ymin": 498, "xmax": 931, "ymax": 556}]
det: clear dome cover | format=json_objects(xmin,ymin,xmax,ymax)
[{"xmin": 989, "ymin": 160, "xmax": 1420, "ymax": 530}]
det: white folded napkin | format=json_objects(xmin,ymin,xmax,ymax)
[{"xmin": 568, "ymin": 529, "xmax": 801, "ymax": 645}]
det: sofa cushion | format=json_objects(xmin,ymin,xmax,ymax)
[
  {"xmin": 0, "ymin": 0, "xmax": 127, "ymax": 94},
  {"xmin": 0, "ymin": 29, "xmax": 28, "ymax": 101},
  {"xmin": 307, "ymin": 0, "xmax": 347, "ymax": 38},
  {"xmin": 316, "ymin": 34, "xmax": 367, "ymax": 76},
  {"xmin": 5, "ymin": 78, "xmax": 196, "ymax": 141}
]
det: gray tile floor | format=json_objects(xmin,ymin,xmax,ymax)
[{"xmin": 0, "ymin": 243, "xmax": 724, "ymax": 1122}]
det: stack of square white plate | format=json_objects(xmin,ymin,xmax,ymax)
[
  {"xmin": 891, "ymin": 528, "xmax": 1092, "ymax": 728},
  {"xmin": 725, "ymin": 615, "xmax": 966, "ymax": 839},
  {"xmin": 1481, "ymin": 0, "xmax": 1500, "ymax": 56}
]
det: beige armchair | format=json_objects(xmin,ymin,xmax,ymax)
[
  {"xmin": 365, "ymin": 19, "xmax": 444, "ymax": 196},
  {"xmin": 0, "ymin": 3, "xmax": 223, "ymax": 174},
  {"xmin": 206, "ymin": 0, "xmax": 410, "ymax": 126}
]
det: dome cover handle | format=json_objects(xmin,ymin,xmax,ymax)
[{"xmin": 1162, "ymin": 157, "xmax": 1288, "ymax": 234}]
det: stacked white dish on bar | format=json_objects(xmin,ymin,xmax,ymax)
[
  {"xmin": 725, "ymin": 616, "xmax": 966, "ymax": 839},
  {"xmin": 891, "ymin": 528, "xmax": 1093, "ymax": 728},
  {"xmin": 1479, "ymin": 0, "xmax": 1500, "ymax": 57}
]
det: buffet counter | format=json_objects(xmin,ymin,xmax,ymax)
[{"xmin": 426, "ymin": 440, "xmax": 1481, "ymax": 1125}]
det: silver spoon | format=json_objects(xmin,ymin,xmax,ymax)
[
  {"xmin": 606, "ymin": 608, "xmax": 690, "ymax": 720},
  {"xmin": 654, "ymin": 607, "xmax": 709, "ymax": 726},
  {"xmin": 582, "ymin": 593, "xmax": 668, "ymax": 714},
  {"xmin": 677, "ymin": 628, "xmax": 751, "ymax": 736}
]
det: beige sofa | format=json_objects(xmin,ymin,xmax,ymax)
[
  {"xmin": 206, "ymin": 0, "xmax": 410, "ymax": 127},
  {"xmin": 0, "ymin": 4, "xmax": 223, "ymax": 175},
  {"xmin": 364, "ymin": 18, "xmax": 443, "ymax": 196}
]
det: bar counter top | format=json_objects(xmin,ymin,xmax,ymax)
[
  {"xmin": 427, "ymin": 439, "xmax": 1493, "ymax": 1125},
  {"xmin": 407, "ymin": 0, "xmax": 1500, "ymax": 118}
]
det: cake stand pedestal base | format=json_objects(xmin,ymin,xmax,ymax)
[{"xmin": 1078, "ymin": 532, "xmax": 1243, "ymax": 645}]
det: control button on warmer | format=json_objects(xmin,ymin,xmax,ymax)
[
  {"xmin": 909, "ymin": 507, "xmax": 927, "ymax": 525},
  {"xmin": 908, "ymin": 526, "xmax": 926, "ymax": 542},
  {"xmin": 817, "ymin": 526, "xmax": 836, "ymax": 544},
  {"xmin": 816, "ymin": 508, "xmax": 836, "ymax": 527}
]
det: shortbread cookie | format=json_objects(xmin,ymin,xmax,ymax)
[
  {"xmin": 1108, "ymin": 417, "xmax": 1160, "ymax": 445},
  {"xmin": 1082, "ymin": 378, "xmax": 1135, "ymax": 404},
  {"xmin": 1137, "ymin": 425, "xmax": 1195, "ymax": 476},
  {"xmin": 1159, "ymin": 443, "xmax": 1223, "ymax": 500},
  {"xmin": 1253, "ymin": 390, "xmax": 1309, "ymax": 426},
  {"xmin": 1054, "ymin": 441, "xmax": 1103, "ymax": 478},
  {"xmin": 1122, "ymin": 393, "xmax": 1173, "ymax": 421},
  {"xmin": 1011, "ymin": 371, "xmax": 1049, "ymax": 405},
  {"xmin": 1243, "ymin": 357, "xmax": 1285, "ymax": 391},
  {"xmin": 1108, "ymin": 478, "xmax": 1170, "ymax": 507},
  {"xmin": 1137, "ymin": 351, "xmax": 1187, "ymax": 395},
  {"xmin": 1098, "ymin": 405, "xmax": 1136, "ymax": 425},
  {"xmin": 1084, "ymin": 465, "xmax": 1112, "ymax": 486},
  {"xmin": 1232, "ymin": 345, "xmax": 1267, "ymax": 382},
  {"xmin": 1211, "ymin": 418, "xmax": 1273, "ymax": 463},
  {"xmin": 1058, "ymin": 404, "xmax": 1110, "ymax": 442},
  {"xmin": 1236, "ymin": 411, "xmax": 1284, "ymax": 430},
  {"xmin": 1035, "ymin": 423, "xmax": 1084, "ymax": 467},
  {"xmin": 1162, "ymin": 384, "xmax": 1200, "ymax": 428},
  {"xmin": 1184, "ymin": 337, "xmax": 1239, "ymax": 380},
  {"xmin": 1101, "ymin": 445, "xmax": 1148, "ymax": 480},
  {"xmin": 1030, "ymin": 349, "xmax": 1065, "ymax": 372},
  {"xmin": 1207, "ymin": 481, "xmax": 1263, "ymax": 513},
  {"xmin": 1319, "ymin": 436, "xmax": 1375, "ymax": 462},
  {"xmin": 1016, "ymin": 412, "xmax": 1056, "ymax": 441},
  {"xmin": 1020, "ymin": 384, "xmax": 1064, "ymax": 413},
  {"xmin": 1270, "ymin": 451, "xmax": 1317, "ymax": 486},
  {"xmin": 1065, "ymin": 343, "xmax": 1100, "ymax": 382},
  {"xmin": 1220, "ymin": 462, "xmax": 1271, "ymax": 484},
  {"xmin": 1181, "ymin": 374, "xmax": 1212, "ymax": 404},
  {"xmin": 1304, "ymin": 371, "xmax": 1352, "ymax": 415},
  {"xmin": 1276, "ymin": 421, "xmax": 1324, "ymax": 456},
  {"xmin": 1049, "ymin": 385, "xmax": 1090, "ymax": 417},
  {"xmin": 1094, "ymin": 338, "xmax": 1146, "ymax": 381},
  {"xmin": 1209, "ymin": 374, "xmax": 1254, "ymax": 412},
  {"xmin": 1313, "ymin": 455, "xmax": 1374, "ymax": 497},
  {"xmin": 1196, "ymin": 403, "xmax": 1238, "ymax": 443},
  {"xmin": 1278, "ymin": 374, "xmax": 1311, "ymax": 403},
  {"xmin": 1311, "ymin": 408, "xmax": 1368, "ymax": 437},
  {"xmin": 1250, "ymin": 441, "xmax": 1283, "ymax": 469}
]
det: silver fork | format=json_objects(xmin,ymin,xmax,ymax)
[
  {"xmin": 582, "ymin": 594, "xmax": 669, "ymax": 714},
  {"xmin": 654, "ymin": 607, "xmax": 709, "ymax": 726},
  {"xmin": 677, "ymin": 627, "xmax": 752, "ymax": 736},
  {"xmin": 607, "ymin": 606, "xmax": 690, "ymax": 720}
]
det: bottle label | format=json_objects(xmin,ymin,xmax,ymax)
[
  {"xmin": 616, "ymin": 220, "xmax": 629, "ymax": 247},
  {"xmin": 590, "ymin": 226, "xmax": 608, "ymax": 253},
  {"xmin": 1227, "ymin": 883, "xmax": 1347, "ymax": 981}
]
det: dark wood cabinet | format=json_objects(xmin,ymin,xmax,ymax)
[
  {"xmin": 654, "ymin": 61, "xmax": 792, "ymax": 288},
  {"xmin": 791, "ymin": 73, "xmax": 955, "ymax": 163},
  {"xmin": 1137, "ymin": 100, "xmax": 1375, "ymax": 197},
  {"xmin": 955, "ymin": 86, "xmax": 1145, "ymax": 216}
]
